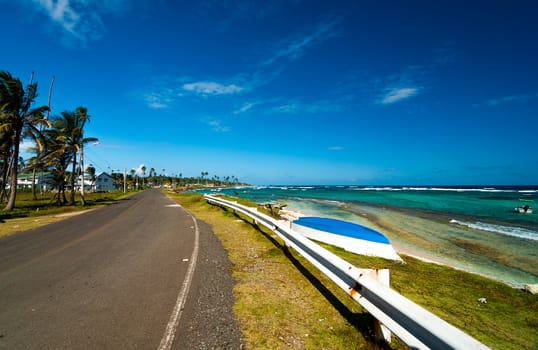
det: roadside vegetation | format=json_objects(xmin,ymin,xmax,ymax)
[
  {"xmin": 0, "ymin": 70, "xmax": 99, "ymax": 210},
  {"xmin": 0, "ymin": 70, "xmax": 247, "ymax": 213},
  {"xmin": 168, "ymin": 192, "xmax": 538, "ymax": 350},
  {"xmin": 0, "ymin": 190, "xmax": 128, "ymax": 238}
]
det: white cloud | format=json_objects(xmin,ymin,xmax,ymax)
[
  {"xmin": 233, "ymin": 102, "xmax": 254, "ymax": 114},
  {"xmin": 269, "ymin": 99, "xmax": 344, "ymax": 114},
  {"xmin": 183, "ymin": 81, "xmax": 243, "ymax": 96},
  {"xmin": 380, "ymin": 87, "xmax": 419, "ymax": 104},
  {"xmin": 328, "ymin": 146, "xmax": 344, "ymax": 151},
  {"xmin": 487, "ymin": 93, "xmax": 536, "ymax": 106},
  {"xmin": 140, "ymin": 78, "xmax": 244, "ymax": 109},
  {"xmin": 143, "ymin": 90, "xmax": 175, "ymax": 109},
  {"xmin": 34, "ymin": 0, "xmax": 80, "ymax": 34},
  {"xmin": 263, "ymin": 19, "xmax": 340, "ymax": 66},
  {"xmin": 204, "ymin": 118, "xmax": 230, "ymax": 133},
  {"xmin": 29, "ymin": 0, "xmax": 128, "ymax": 45},
  {"xmin": 272, "ymin": 103, "xmax": 299, "ymax": 114}
]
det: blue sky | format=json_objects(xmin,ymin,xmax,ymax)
[{"xmin": 3, "ymin": 0, "xmax": 538, "ymax": 185}]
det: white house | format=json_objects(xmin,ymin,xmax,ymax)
[
  {"xmin": 16, "ymin": 173, "xmax": 55, "ymax": 191},
  {"xmin": 77, "ymin": 172, "xmax": 115, "ymax": 192},
  {"xmin": 92, "ymin": 172, "xmax": 115, "ymax": 192}
]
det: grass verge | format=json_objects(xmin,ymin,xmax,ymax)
[
  {"xmin": 168, "ymin": 192, "xmax": 538, "ymax": 350},
  {"xmin": 0, "ymin": 191, "xmax": 131, "ymax": 238}
]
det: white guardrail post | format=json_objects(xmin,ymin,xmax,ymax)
[{"xmin": 204, "ymin": 195, "xmax": 490, "ymax": 350}]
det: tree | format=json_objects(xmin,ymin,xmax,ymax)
[
  {"xmin": 130, "ymin": 168, "xmax": 136, "ymax": 189},
  {"xmin": 141, "ymin": 165, "xmax": 146, "ymax": 187},
  {"xmin": 42, "ymin": 124, "xmax": 71, "ymax": 204},
  {"xmin": 50, "ymin": 107, "xmax": 97, "ymax": 205},
  {"xmin": 149, "ymin": 167, "xmax": 155, "ymax": 186},
  {"xmin": 0, "ymin": 71, "xmax": 49, "ymax": 211},
  {"xmin": 86, "ymin": 164, "xmax": 96, "ymax": 190}
]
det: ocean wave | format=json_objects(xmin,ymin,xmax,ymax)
[
  {"xmin": 355, "ymin": 187, "xmax": 403, "ymax": 191},
  {"xmin": 351, "ymin": 186, "xmax": 533, "ymax": 193},
  {"xmin": 408, "ymin": 187, "xmax": 513, "ymax": 192},
  {"xmin": 449, "ymin": 219, "xmax": 538, "ymax": 241},
  {"xmin": 266, "ymin": 186, "xmax": 290, "ymax": 190}
]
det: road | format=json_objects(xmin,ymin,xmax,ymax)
[{"xmin": 0, "ymin": 190, "xmax": 242, "ymax": 349}]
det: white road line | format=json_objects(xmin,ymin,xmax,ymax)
[{"xmin": 157, "ymin": 208, "xmax": 200, "ymax": 350}]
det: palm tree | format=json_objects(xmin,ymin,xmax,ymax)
[
  {"xmin": 0, "ymin": 129, "xmax": 11, "ymax": 202},
  {"xmin": 130, "ymin": 169, "xmax": 136, "ymax": 189},
  {"xmin": 141, "ymin": 165, "xmax": 146, "ymax": 188},
  {"xmin": 149, "ymin": 167, "xmax": 155, "ymax": 186},
  {"xmin": 50, "ymin": 107, "xmax": 97, "ymax": 205},
  {"xmin": 42, "ymin": 124, "xmax": 71, "ymax": 204},
  {"xmin": 0, "ymin": 71, "xmax": 49, "ymax": 211},
  {"xmin": 86, "ymin": 164, "xmax": 96, "ymax": 191}
]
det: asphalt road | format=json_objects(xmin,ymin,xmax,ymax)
[{"xmin": 0, "ymin": 190, "xmax": 242, "ymax": 349}]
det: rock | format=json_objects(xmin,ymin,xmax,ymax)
[
  {"xmin": 477, "ymin": 297, "xmax": 487, "ymax": 304},
  {"xmin": 524, "ymin": 284, "xmax": 538, "ymax": 294}
]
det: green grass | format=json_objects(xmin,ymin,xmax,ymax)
[
  {"xmin": 168, "ymin": 192, "xmax": 538, "ymax": 350},
  {"xmin": 0, "ymin": 190, "xmax": 131, "ymax": 237}
]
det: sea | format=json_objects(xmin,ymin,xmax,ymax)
[{"xmin": 203, "ymin": 185, "xmax": 538, "ymax": 288}]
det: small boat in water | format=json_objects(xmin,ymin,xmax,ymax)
[
  {"xmin": 514, "ymin": 204, "xmax": 533, "ymax": 214},
  {"xmin": 291, "ymin": 216, "xmax": 401, "ymax": 261},
  {"xmin": 514, "ymin": 199, "xmax": 533, "ymax": 213}
]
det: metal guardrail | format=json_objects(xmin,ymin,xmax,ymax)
[{"xmin": 204, "ymin": 194, "xmax": 490, "ymax": 350}]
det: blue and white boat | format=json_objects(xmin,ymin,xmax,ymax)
[{"xmin": 291, "ymin": 217, "xmax": 401, "ymax": 261}]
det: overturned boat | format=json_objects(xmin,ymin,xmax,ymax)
[{"xmin": 291, "ymin": 217, "xmax": 401, "ymax": 261}]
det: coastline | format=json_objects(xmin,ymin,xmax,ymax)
[
  {"xmin": 209, "ymin": 186, "xmax": 537, "ymax": 288},
  {"xmin": 277, "ymin": 205, "xmax": 537, "ymax": 289},
  {"xmin": 278, "ymin": 207, "xmax": 446, "ymax": 265}
]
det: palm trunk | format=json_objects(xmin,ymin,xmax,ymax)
[
  {"xmin": 69, "ymin": 151, "xmax": 77, "ymax": 205},
  {"xmin": 31, "ymin": 167, "xmax": 38, "ymax": 200},
  {"xmin": 60, "ymin": 178, "xmax": 67, "ymax": 205},
  {"xmin": 0, "ymin": 156, "xmax": 8, "ymax": 203},
  {"xmin": 4, "ymin": 131, "xmax": 21, "ymax": 211}
]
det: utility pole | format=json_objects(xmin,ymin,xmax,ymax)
[
  {"xmin": 80, "ymin": 145, "xmax": 86, "ymax": 206},
  {"xmin": 123, "ymin": 168, "xmax": 127, "ymax": 194}
]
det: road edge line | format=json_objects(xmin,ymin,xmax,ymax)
[{"xmin": 157, "ymin": 207, "xmax": 200, "ymax": 350}]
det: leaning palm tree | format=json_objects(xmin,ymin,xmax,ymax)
[
  {"xmin": 50, "ymin": 107, "xmax": 97, "ymax": 205},
  {"xmin": 0, "ymin": 71, "xmax": 49, "ymax": 211},
  {"xmin": 42, "ymin": 126, "xmax": 72, "ymax": 204},
  {"xmin": 0, "ymin": 128, "xmax": 12, "ymax": 203}
]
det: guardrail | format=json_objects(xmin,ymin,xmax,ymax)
[{"xmin": 204, "ymin": 194, "xmax": 490, "ymax": 350}]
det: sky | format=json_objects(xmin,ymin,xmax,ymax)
[{"xmin": 2, "ymin": 0, "xmax": 538, "ymax": 185}]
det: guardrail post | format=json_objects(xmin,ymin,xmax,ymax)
[{"xmin": 373, "ymin": 269, "xmax": 391, "ymax": 343}]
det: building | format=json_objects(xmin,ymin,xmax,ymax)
[
  {"xmin": 91, "ymin": 172, "xmax": 115, "ymax": 192},
  {"xmin": 16, "ymin": 172, "xmax": 55, "ymax": 191}
]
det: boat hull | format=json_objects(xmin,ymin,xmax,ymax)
[
  {"xmin": 515, "ymin": 206, "xmax": 533, "ymax": 214},
  {"xmin": 292, "ymin": 217, "xmax": 401, "ymax": 261}
]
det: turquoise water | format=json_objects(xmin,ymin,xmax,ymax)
[{"xmin": 204, "ymin": 186, "xmax": 538, "ymax": 287}]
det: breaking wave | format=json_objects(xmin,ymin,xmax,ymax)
[{"xmin": 449, "ymin": 219, "xmax": 538, "ymax": 241}]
